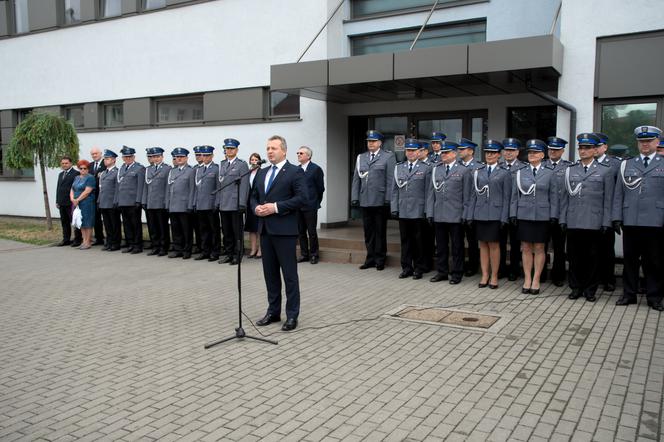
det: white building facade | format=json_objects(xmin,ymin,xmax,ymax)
[{"xmin": 0, "ymin": 0, "xmax": 663, "ymax": 226}]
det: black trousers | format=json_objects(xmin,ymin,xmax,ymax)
[
  {"xmin": 221, "ymin": 210, "xmax": 242, "ymax": 257},
  {"xmin": 567, "ymin": 229, "xmax": 601, "ymax": 296},
  {"xmin": 93, "ymin": 205, "xmax": 104, "ymax": 243},
  {"xmin": 146, "ymin": 209, "xmax": 170, "ymax": 252},
  {"xmin": 463, "ymin": 221, "xmax": 479, "ymax": 273},
  {"xmin": 100, "ymin": 208, "xmax": 121, "ymax": 248},
  {"xmin": 58, "ymin": 205, "xmax": 82, "ymax": 243},
  {"xmin": 599, "ymin": 229, "xmax": 616, "ymax": 285},
  {"xmin": 120, "ymin": 205, "xmax": 143, "ymax": 250},
  {"xmin": 170, "ymin": 212, "xmax": 192, "ymax": 253},
  {"xmin": 550, "ymin": 223, "xmax": 566, "ymax": 283},
  {"xmin": 500, "ymin": 224, "xmax": 521, "ymax": 276},
  {"xmin": 622, "ymin": 226, "xmax": 663, "ymax": 303},
  {"xmin": 435, "ymin": 222, "xmax": 464, "ymax": 278},
  {"xmin": 261, "ymin": 233, "xmax": 300, "ymax": 320},
  {"xmin": 361, "ymin": 206, "xmax": 388, "ymax": 266},
  {"xmin": 421, "ymin": 219, "xmax": 435, "ymax": 271},
  {"xmin": 197, "ymin": 210, "xmax": 221, "ymax": 257},
  {"xmin": 297, "ymin": 209, "xmax": 319, "ymax": 258},
  {"xmin": 399, "ymin": 218, "xmax": 426, "ymax": 274},
  {"xmin": 191, "ymin": 212, "xmax": 201, "ymax": 251}
]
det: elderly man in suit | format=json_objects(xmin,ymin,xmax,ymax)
[
  {"xmin": 97, "ymin": 150, "xmax": 121, "ymax": 251},
  {"xmin": 89, "ymin": 147, "xmax": 106, "ymax": 245},
  {"xmin": 252, "ymin": 135, "xmax": 307, "ymax": 331},
  {"xmin": 55, "ymin": 156, "xmax": 83, "ymax": 246},
  {"xmin": 296, "ymin": 146, "xmax": 325, "ymax": 265}
]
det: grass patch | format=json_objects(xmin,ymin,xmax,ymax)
[{"xmin": 0, "ymin": 216, "xmax": 62, "ymax": 245}]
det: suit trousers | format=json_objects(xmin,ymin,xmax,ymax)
[
  {"xmin": 100, "ymin": 208, "xmax": 121, "ymax": 248},
  {"xmin": 120, "ymin": 205, "xmax": 143, "ymax": 250},
  {"xmin": 399, "ymin": 218, "xmax": 426, "ymax": 274},
  {"xmin": 361, "ymin": 206, "xmax": 388, "ymax": 266},
  {"xmin": 297, "ymin": 209, "xmax": 319, "ymax": 258},
  {"xmin": 261, "ymin": 233, "xmax": 300, "ymax": 319},
  {"xmin": 146, "ymin": 209, "xmax": 170, "ymax": 252},
  {"xmin": 59, "ymin": 205, "xmax": 82, "ymax": 243},
  {"xmin": 170, "ymin": 212, "xmax": 192, "ymax": 254},
  {"xmin": 549, "ymin": 223, "xmax": 566, "ymax": 283},
  {"xmin": 463, "ymin": 221, "xmax": 479, "ymax": 273},
  {"xmin": 191, "ymin": 213, "xmax": 201, "ymax": 250},
  {"xmin": 221, "ymin": 211, "xmax": 241, "ymax": 257},
  {"xmin": 93, "ymin": 205, "xmax": 104, "ymax": 242},
  {"xmin": 599, "ymin": 229, "xmax": 616, "ymax": 285},
  {"xmin": 435, "ymin": 222, "xmax": 464, "ymax": 278},
  {"xmin": 500, "ymin": 224, "xmax": 521, "ymax": 276},
  {"xmin": 622, "ymin": 226, "xmax": 663, "ymax": 303},
  {"xmin": 567, "ymin": 229, "xmax": 601, "ymax": 296},
  {"xmin": 197, "ymin": 210, "xmax": 221, "ymax": 257}
]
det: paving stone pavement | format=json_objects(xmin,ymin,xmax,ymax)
[{"xmin": 0, "ymin": 238, "xmax": 662, "ymax": 441}]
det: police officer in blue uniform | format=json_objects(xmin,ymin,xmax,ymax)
[
  {"xmin": 510, "ymin": 139, "xmax": 559, "ymax": 294},
  {"xmin": 166, "ymin": 148, "xmax": 196, "ymax": 259},
  {"xmin": 417, "ymin": 142, "xmax": 434, "ymax": 272},
  {"xmin": 142, "ymin": 147, "xmax": 171, "ymax": 256},
  {"xmin": 458, "ymin": 138, "xmax": 480, "ymax": 277},
  {"xmin": 114, "ymin": 146, "xmax": 145, "ymax": 254},
  {"xmin": 351, "ymin": 130, "xmax": 397, "ymax": 271},
  {"xmin": 428, "ymin": 132, "xmax": 446, "ymax": 166},
  {"xmin": 560, "ymin": 133, "xmax": 615, "ymax": 302},
  {"xmin": 543, "ymin": 137, "xmax": 572, "ymax": 286},
  {"xmin": 426, "ymin": 140, "xmax": 470, "ymax": 284},
  {"xmin": 612, "ymin": 126, "xmax": 664, "ymax": 311},
  {"xmin": 193, "ymin": 145, "xmax": 221, "ymax": 261},
  {"xmin": 97, "ymin": 149, "xmax": 121, "ymax": 251},
  {"xmin": 499, "ymin": 138, "xmax": 527, "ymax": 280}
]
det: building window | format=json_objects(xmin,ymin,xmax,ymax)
[
  {"xmin": 350, "ymin": 20, "xmax": 486, "ymax": 55},
  {"xmin": 351, "ymin": 0, "xmax": 459, "ymax": 19},
  {"xmin": 13, "ymin": 0, "xmax": 29, "ymax": 34},
  {"xmin": 104, "ymin": 103, "xmax": 123, "ymax": 127},
  {"xmin": 64, "ymin": 106, "xmax": 84, "ymax": 128},
  {"xmin": 63, "ymin": 0, "xmax": 82, "ymax": 25},
  {"xmin": 99, "ymin": 0, "xmax": 122, "ymax": 18},
  {"xmin": 601, "ymin": 102, "xmax": 658, "ymax": 158},
  {"xmin": 143, "ymin": 0, "xmax": 166, "ymax": 11},
  {"xmin": 270, "ymin": 92, "xmax": 300, "ymax": 116},
  {"xmin": 156, "ymin": 97, "xmax": 203, "ymax": 124}
]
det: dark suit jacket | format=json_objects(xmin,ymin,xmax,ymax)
[
  {"xmin": 300, "ymin": 161, "xmax": 325, "ymax": 211},
  {"xmin": 90, "ymin": 160, "xmax": 107, "ymax": 198},
  {"xmin": 250, "ymin": 161, "xmax": 307, "ymax": 236},
  {"xmin": 56, "ymin": 168, "xmax": 80, "ymax": 206}
]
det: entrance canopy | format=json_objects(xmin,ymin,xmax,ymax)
[{"xmin": 271, "ymin": 35, "xmax": 563, "ymax": 103}]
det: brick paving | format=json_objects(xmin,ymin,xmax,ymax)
[{"xmin": 0, "ymin": 238, "xmax": 662, "ymax": 441}]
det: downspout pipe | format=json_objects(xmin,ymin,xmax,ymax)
[{"xmin": 526, "ymin": 83, "xmax": 577, "ymax": 162}]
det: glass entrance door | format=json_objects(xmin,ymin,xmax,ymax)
[{"xmin": 415, "ymin": 111, "xmax": 487, "ymax": 160}]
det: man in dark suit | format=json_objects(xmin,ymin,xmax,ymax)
[
  {"xmin": 89, "ymin": 147, "xmax": 106, "ymax": 246},
  {"xmin": 296, "ymin": 146, "xmax": 325, "ymax": 265},
  {"xmin": 252, "ymin": 135, "xmax": 307, "ymax": 331},
  {"xmin": 55, "ymin": 156, "xmax": 82, "ymax": 246}
]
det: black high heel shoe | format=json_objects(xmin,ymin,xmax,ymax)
[
  {"xmin": 521, "ymin": 286, "xmax": 531, "ymax": 294},
  {"xmin": 478, "ymin": 282, "xmax": 488, "ymax": 288}
]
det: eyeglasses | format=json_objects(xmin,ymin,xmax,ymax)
[
  {"xmin": 79, "ymin": 167, "xmax": 88, "ymax": 170},
  {"xmin": 296, "ymin": 152, "xmax": 306, "ymax": 155}
]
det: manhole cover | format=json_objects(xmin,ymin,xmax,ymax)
[{"xmin": 389, "ymin": 305, "xmax": 501, "ymax": 330}]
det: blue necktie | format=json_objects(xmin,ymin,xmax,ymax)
[
  {"xmin": 487, "ymin": 166, "xmax": 491, "ymax": 177},
  {"xmin": 644, "ymin": 157, "xmax": 649, "ymax": 168},
  {"xmin": 266, "ymin": 165, "xmax": 278, "ymax": 193}
]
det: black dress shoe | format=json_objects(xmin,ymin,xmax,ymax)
[
  {"xmin": 585, "ymin": 294, "xmax": 596, "ymax": 302},
  {"xmin": 56, "ymin": 240, "xmax": 71, "ymax": 247},
  {"xmin": 648, "ymin": 301, "xmax": 664, "ymax": 311},
  {"xmin": 297, "ymin": 256, "xmax": 309, "ymax": 263},
  {"xmin": 310, "ymin": 256, "xmax": 319, "ymax": 264},
  {"xmin": 282, "ymin": 318, "xmax": 297, "ymax": 331},
  {"xmin": 102, "ymin": 245, "xmax": 111, "ymax": 251},
  {"xmin": 359, "ymin": 263, "xmax": 375, "ymax": 270},
  {"xmin": 168, "ymin": 252, "xmax": 183, "ymax": 258},
  {"xmin": 508, "ymin": 274, "xmax": 518, "ymax": 282},
  {"xmin": 194, "ymin": 254, "xmax": 210, "ymax": 261},
  {"xmin": 229, "ymin": 257, "xmax": 239, "ymax": 265},
  {"xmin": 376, "ymin": 264, "xmax": 384, "ymax": 271},
  {"xmin": 182, "ymin": 252, "xmax": 191, "ymax": 260},
  {"xmin": 604, "ymin": 283, "xmax": 616, "ymax": 292},
  {"xmin": 147, "ymin": 249, "xmax": 160, "ymax": 256},
  {"xmin": 109, "ymin": 246, "xmax": 121, "ymax": 251},
  {"xmin": 208, "ymin": 255, "xmax": 219, "ymax": 262},
  {"xmin": 122, "ymin": 247, "xmax": 134, "ymax": 253},
  {"xmin": 130, "ymin": 248, "xmax": 143, "ymax": 254},
  {"xmin": 568, "ymin": 290, "xmax": 581, "ymax": 300},
  {"xmin": 449, "ymin": 278, "xmax": 461, "ymax": 285},
  {"xmin": 71, "ymin": 242, "xmax": 82, "ymax": 247},
  {"xmin": 430, "ymin": 273, "xmax": 448, "ymax": 283},
  {"xmin": 256, "ymin": 314, "xmax": 281, "ymax": 326},
  {"xmin": 398, "ymin": 271, "xmax": 413, "ymax": 279},
  {"xmin": 412, "ymin": 273, "xmax": 423, "ymax": 280},
  {"xmin": 218, "ymin": 255, "xmax": 232, "ymax": 264},
  {"xmin": 553, "ymin": 280, "xmax": 564, "ymax": 287},
  {"xmin": 158, "ymin": 250, "xmax": 167, "ymax": 256},
  {"xmin": 616, "ymin": 296, "xmax": 637, "ymax": 306}
]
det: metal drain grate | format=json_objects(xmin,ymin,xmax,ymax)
[{"xmin": 390, "ymin": 305, "xmax": 501, "ymax": 330}]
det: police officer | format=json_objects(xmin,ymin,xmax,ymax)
[
  {"xmin": 97, "ymin": 149, "xmax": 121, "ymax": 251},
  {"xmin": 560, "ymin": 133, "xmax": 615, "ymax": 302},
  {"xmin": 391, "ymin": 138, "xmax": 429, "ymax": 279},
  {"xmin": 191, "ymin": 147, "xmax": 205, "ymax": 254},
  {"xmin": 426, "ymin": 140, "xmax": 470, "ymax": 284},
  {"xmin": 458, "ymin": 138, "xmax": 480, "ymax": 277},
  {"xmin": 510, "ymin": 139, "xmax": 559, "ymax": 295},
  {"xmin": 612, "ymin": 126, "xmax": 664, "ymax": 311},
  {"xmin": 658, "ymin": 138, "xmax": 664, "ymax": 156},
  {"xmin": 217, "ymin": 138, "xmax": 249, "ymax": 265},
  {"xmin": 166, "ymin": 148, "xmax": 195, "ymax": 259},
  {"xmin": 142, "ymin": 147, "xmax": 171, "ymax": 257},
  {"xmin": 114, "ymin": 146, "xmax": 145, "ymax": 254},
  {"xmin": 543, "ymin": 137, "xmax": 572, "ymax": 287},
  {"xmin": 499, "ymin": 138, "xmax": 527, "ymax": 280},
  {"xmin": 468, "ymin": 140, "xmax": 512, "ymax": 289},
  {"xmin": 594, "ymin": 132, "xmax": 621, "ymax": 292},
  {"xmin": 417, "ymin": 141, "xmax": 434, "ymax": 272},
  {"xmin": 193, "ymin": 145, "xmax": 221, "ymax": 262},
  {"xmin": 428, "ymin": 132, "xmax": 446, "ymax": 165},
  {"xmin": 351, "ymin": 130, "xmax": 396, "ymax": 271}
]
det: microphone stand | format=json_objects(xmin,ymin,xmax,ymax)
[{"xmin": 205, "ymin": 164, "xmax": 278, "ymax": 348}]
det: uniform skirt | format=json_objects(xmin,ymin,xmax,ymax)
[
  {"xmin": 475, "ymin": 220, "xmax": 501, "ymax": 242},
  {"xmin": 517, "ymin": 220, "xmax": 550, "ymax": 243}
]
